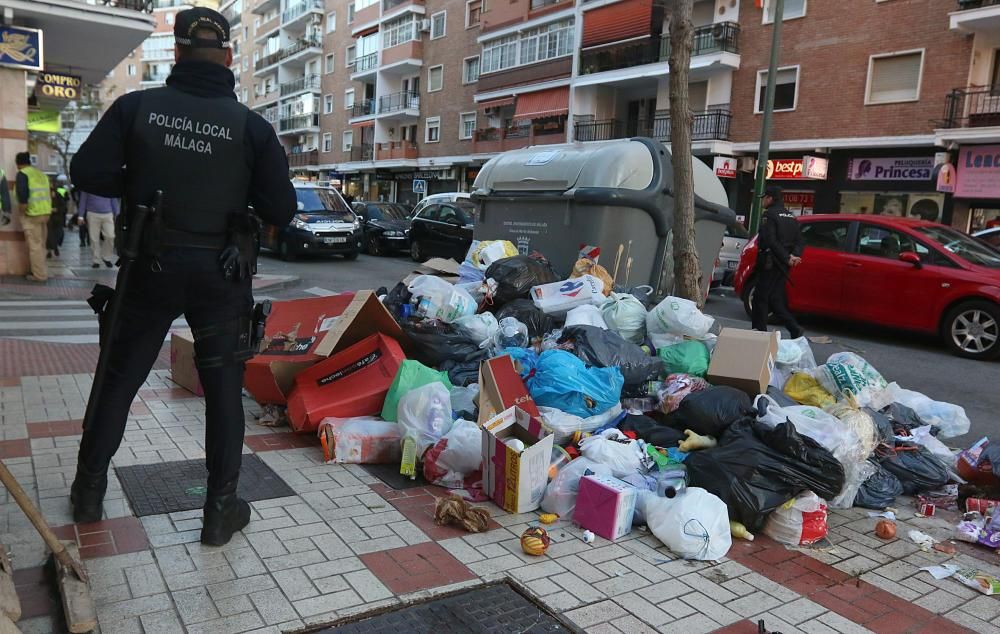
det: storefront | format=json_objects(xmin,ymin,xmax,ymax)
[{"xmin": 950, "ymin": 144, "xmax": 1000, "ymax": 232}]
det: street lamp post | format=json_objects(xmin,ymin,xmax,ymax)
[{"xmin": 749, "ymin": 0, "xmax": 784, "ymax": 235}]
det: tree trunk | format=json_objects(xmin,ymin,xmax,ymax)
[{"xmin": 664, "ymin": 0, "xmax": 702, "ymax": 305}]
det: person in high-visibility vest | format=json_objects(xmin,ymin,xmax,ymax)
[{"xmin": 14, "ymin": 152, "xmax": 52, "ymax": 282}]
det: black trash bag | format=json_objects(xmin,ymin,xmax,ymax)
[
  {"xmin": 401, "ymin": 320, "xmax": 488, "ymax": 368},
  {"xmin": 559, "ymin": 325, "xmax": 664, "ymax": 386},
  {"xmin": 878, "ymin": 442, "xmax": 951, "ymax": 495},
  {"xmin": 495, "ymin": 299, "xmax": 557, "ymax": 340},
  {"xmin": 766, "ymin": 385, "xmax": 799, "ymax": 409},
  {"xmin": 854, "ymin": 460, "xmax": 903, "ymax": 510},
  {"xmin": 663, "ymin": 386, "xmax": 755, "ymax": 438},
  {"xmin": 864, "ymin": 407, "xmax": 895, "ymax": 447},
  {"xmin": 439, "ymin": 359, "xmax": 481, "ymax": 387},
  {"xmin": 617, "ymin": 413, "xmax": 685, "ymax": 448},
  {"xmin": 382, "ymin": 282, "xmax": 412, "ymax": 323},
  {"xmin": 485, "ymin": 256, "xmax": 559, "ymax": 305},
  {"xmin": 882, "ymin": 402, "xmax": 940, "ymax": 436},
  {"xmin": 685, "ymin": 419, "xmax": 846, "ymax": 530}
]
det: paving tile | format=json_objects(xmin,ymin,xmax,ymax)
[
  {"xmin": 551, "ymin": 571, "xmax": 607, "ymax": 603},
  {"xmin": 344, "ymin": 568, "xmax": 393, "ymax": 602},
  {"xmin": 293, "ymin": 589, "xmax": 364, "ymax": 618},
  {"xmin": 185, "ymin": 612, "xmax": 266, "ymax": 634},
  {"xmin": 250, "ymin": 588, "xmax": 300, "ymax": 625},
  {"xmin": 609, "ymin": 613, "xmax": 659, "ymax": 633},
  {"xmin": 565, "ymin": 599, "xmax": 629, "ymax": 628},
  {"xmin": 139, "ymin": 609, "xmax": 186, "ymax": 634},
  {"xmin": 360, "ymin": 541, "xmax": 476, "ymax": 595},
  {"xmin": 614, "ymin": 592, "xmax": 671, "ymax": 628},
  {"xmin": 727, "ymin": 590, "xmax": 784, "ymax": 617},
  {"xmin": 657, "ymin": 613, "xmax": 720, "ymax": 634}
]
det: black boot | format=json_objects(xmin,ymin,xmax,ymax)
[
  {"xmin": 70, "ymin": 469, "xmax": 107, "ymax": 524},
  {"xmin": 201, "ymin": 483, "xmax": 251, "ymax": 546}
]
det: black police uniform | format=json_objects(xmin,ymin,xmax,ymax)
[
  {"xmin": 69, "ymin": 56, "xmax": 295, "ymax": 541},
  {"xmin": 752, "ymin": 199, "xmax": 805, "ymax": 338}
]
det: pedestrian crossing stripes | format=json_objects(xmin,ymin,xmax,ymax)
[{"xmin": 0, "ymin": 300, "xmax": 189, "ymax": 344}]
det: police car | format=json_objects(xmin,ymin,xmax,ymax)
[{"xmin": 260, "ymin": 182, "xmax": 362, "ymax": 261}]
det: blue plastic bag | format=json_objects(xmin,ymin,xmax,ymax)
[
  {"xmin": 527, "ymin": 350, "xmax": 624, "ymax": 418},
  {"xmin": 500, "ymin": 347, "xmax": 538, "ymax": 379}
]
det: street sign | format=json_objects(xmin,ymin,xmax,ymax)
[
  {"xmin": 0, "ymin": 26, "xmax": 43, "ymax": 72},
  {"xmin": 412, "ymin": 179, "xmax": 427, "ymax": 194},
  {"xmin": 35, "ymin": 71, "xmax": 81, "ymax": 101}
]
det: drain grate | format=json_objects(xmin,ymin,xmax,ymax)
[
  {"xmin": 115, "ymin": 454, "xmax": 294, "ymax": 516},
  {"xmin": 309, "ymin": 582, "xmax": 576, "ymax": 633}
]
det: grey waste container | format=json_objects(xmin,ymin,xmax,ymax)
[{"xmin": 471, "ymin": 137, "xmax": 736, "ymax": 297}]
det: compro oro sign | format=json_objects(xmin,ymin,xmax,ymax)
[
  {"xmin": 846, "ymin": 157, "xmax": 934, "ymax": 181},
  {"xmin": 35, "ymin": 71, "xmax": 82, "ymax": 101}
]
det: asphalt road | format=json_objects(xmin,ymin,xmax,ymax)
[{"xmin": 256, "ymin": 250, "xmax": 995, "ymax": 449}]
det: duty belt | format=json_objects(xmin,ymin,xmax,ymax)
[{"xmin": 161, "ymin": 228, "xmax": 228, "ymax": 249}]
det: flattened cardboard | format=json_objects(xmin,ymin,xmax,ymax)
[
  {"xmin": 477, "ymin": 355, "xmax": 540, "ymax": 425},
  {"xmin": 481, "ymin": 406, "xmax": 553, "ymax": 514},
  {"xmin": 706, "ymin": 327, "xmax": 779, "ymax": 396},
  {"xmin": 169, "ymin": 330, "xmax": 204, "ymax": 397}
]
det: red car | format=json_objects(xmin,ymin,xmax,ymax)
[{"xmin": 734, "ymin": 214, "xmax": 1000, "ymax": 360}]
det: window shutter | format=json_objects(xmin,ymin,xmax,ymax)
[
  {"xmin": 870, "ymin": 53, "xmax": 922, "ymax": 103},
  {"xmin": 582, "ymin": 0, "xmax": 653, "ymax": 49}
]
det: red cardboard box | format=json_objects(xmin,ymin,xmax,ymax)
[
  {"xmin": 244, "ymin": 291, "xmax": 406, "ymax": 404},
  {"xmin": 477, "ymin": 355, "xmax": 540, "ymax": 425},
  {"xmin": 287, "ymin": 333, "xmax": 407, "ymax": 432}
]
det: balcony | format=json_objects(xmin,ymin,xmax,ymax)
[
  {"xmin": 941, "ymin": 87, "xmax": 1000, "ymax": 129},
  {"xmin": 350, "ymin": 144, "xmax": 375, "ymax": 161},
  {"xmin": 279, "ymin": 113, "xmax": 320, "ymax": 132},
  {"xmin": 472, "ymin": 122, "xmax": 565, "ymax": 154},
  {"xmin": 378, "ymin": 90, "xmax": 420, "ymax": 114},
  {"xmin": 280, "ymin": 74, "xmax": 322, "ymax": 97},
  {"xmin": 578, "ymin": 22, "xmax": 740, "ymax": 76},
  {"xmin": 253, "ymin": 0, "xmax": 280, "ymax": 15},
  {"xmin": 376, "ymin": 141, "xmax": 419, "ymax": 160},
  {"xmin": 222, "ymin": 4, "xmax": 242, "ymax": 26},
  {"xmin": 282, "ymin": 0, "xmax": 323, "ymax": 27},
  {"xmin": 140, "ymin": 72, "xmax": 169, "ymax": 84},
  {"xmin": 98, "ymin": 0, "xmax": 154, "ymax": 12},
  {"xmin": 572, "ymin": 110, "xmax": 732, "ymax": 143},
  {"xmin": 287, "ymin": 149, "xmax": 319, "ymax": 168},
  {"xmin": 351, "ymin": 52, "xmax": 379, "ymax": 76},
  {"xmin": 382, "ymin": 0, "xmax": 423, "ymax": 13},
  {"xmin": 952, "ymin": 0, "xmax": 1000, "ymax": 31},
  {"xmin": 477, "ymin": 57, "xmax": 571, "ymax": 93},
  {"xmin": 351, "ymin": 98, "xmax": 377, "ymax": 118},
  {"xmin": 353, "ymin": 0, "xmax": 380, "ymax": 27},
  {"xmin": 255, "ymin": 38, "xmax": 322, "ymax": 72},
  {"xmin": 255, "ymin": 87, "xmax": 280, "ymax": 106}
]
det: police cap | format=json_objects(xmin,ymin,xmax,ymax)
[
  {"xmin": 174, "ymin": 7, "xmax": 231, "ymax": 49},
  {"xmin": 759, "ymin": 185, "xmax": 783, "ymax": 199}
]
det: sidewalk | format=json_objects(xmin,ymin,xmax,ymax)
[{"xmin": 1, "ymin": 361, "xmax": 997, "ymax": 633}]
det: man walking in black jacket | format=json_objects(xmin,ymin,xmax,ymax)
[{"xmin": 752, "ymin": 185, "xmax": 805, "ymax": 339}]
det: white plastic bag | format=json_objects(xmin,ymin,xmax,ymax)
[
  {"xmin": 316, "ymin": 417, "xmax": 402, "ymax": 464},
  {"xmin": 907, "ymin": 425, "xmax": 957, "ymax": 467},
  {"xmin": 763, "ymin": 491, "xmax": 828, "ymax": 546},
  {"xmin": 423, "ymin": 419, "xmax": 483, "ymax": 489},
  {"xmin": 407, "ymin": 275, "xmax": 477, "ymax": 323},
  {"xmin": 541, "ymin": 457, "xmax": 614, "ymax": 517},
  {"xmin": 397, "ymin": 382, "xmax": 454, "ymax": 455},
  {"xmin": 578, "ymin": 428, "xmax": 644, "ymax": 478},
  {"xmin": 886, "ymin": 383, "xmax": 971, "ymax": 439},
  {"xmin": 601, "ymin": 293, "xmax": 648, "ymax": 344},
  {"xmin": 771, "ymin": 337, "xmax": 818, "ymax": 390},
  {"xmin": 538, "ymin": 404, "xmax": 623, "ymax": 445},
  {"xmin": 812, "ymin": 352, "xmax": 892, "ymax": 409},
  {"xmin": 454, "ymin": 313, "xmax": 499, "ymax": 348},
  {"xmin": 647, "ymin": 296, "xmax": 714, "ymax": 341},
  {"xmin": 639, "ymin": 488, "xmax": 732, "ymax": 561},
  {"xmin": 531, "ymin": 275, "xmax": 606, "ymax": 316},
  {"xmin": 450, "ymin": 384, "xmax": 480, "ymax": 417},
  {"xmin": 565, "ymin": 304, "xmax": 608, "ymax": 329}
]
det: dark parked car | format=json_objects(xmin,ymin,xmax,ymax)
[
  {"xmin": 352, "ymin": 202, "xmax": 411, "ymax": 256},
  {"xmin": 409, "ymin": 199, "xmax": 477, "ymax": 262},
  {"xmin": 260, "ymin": 183, "xmax": 362, "ymax": 261}
]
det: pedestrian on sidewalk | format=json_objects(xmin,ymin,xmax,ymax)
[
  {"xmin": 71, "ymin": 186, "xmax": 90, "ymax": 247},
  {"xmin": 77, "ymin": 190, "xmax": 119, "ymax": 268},
  {"xmin": 69, "ymin": 7, "xmax": 296, "ymax": 547},
  {"xmin": 0, "ymin": 166, "xmax": 11, "ymax": 228},
  {"xmin": 47, "ymin": 179, "xmax": 69, "ymax": 259},
  {"xmin": 14, "ymin": 152, "xmax": 51, "ymax": 283},
  {"xmin": 751, "ymin": 185, "xmax": 805, "ymax": 340}
]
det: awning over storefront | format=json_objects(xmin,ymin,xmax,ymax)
[
  {"xmin": 478, "ymin": 96, "xmax": 515, "ymax": 110},
  {"xmin": 513, "ymin": 87, "xmax": 569, "ymax": 120}
]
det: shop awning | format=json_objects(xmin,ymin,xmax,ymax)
[
  {"xmin": 513, "ymin": 87, "xmax": 569, "ymax": 120},
  {"xmin": 478, "ymin": 96, "xmax": 515, "ymax": 110}
]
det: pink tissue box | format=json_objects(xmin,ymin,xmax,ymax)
[{"xmin": 573, "ymin": 475, "xmax": 638, "ymax": 541}]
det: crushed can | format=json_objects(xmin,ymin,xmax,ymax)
[{"xmin": 919, "ymin": 502, "xmax": 936, "ymax": 517}]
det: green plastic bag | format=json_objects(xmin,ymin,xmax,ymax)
[
  {"xmin": 381, "ymin": 360, "xmax": 453, "ymax": 422},
  {"xmin": 657, "ymin": 340, "xmax": 711, "ymax": 378}
]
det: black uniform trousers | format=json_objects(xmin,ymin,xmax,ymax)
[
  {"xmin": 751, "ymin": 264, "xmax": 803, "ymax": 338},
  {"xmin": 77, "ymin": 247, "xmax": 251, "ymax": 492}
]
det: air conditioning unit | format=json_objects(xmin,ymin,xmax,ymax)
[
  {"xmin": 738, "ymin": 157, "xmax": 756, "ymax": 172},
  {"xmin": 420, "ymin": 18, "xmax": 431, "ymax": 32}
]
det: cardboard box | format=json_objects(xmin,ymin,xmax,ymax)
[
  {"xmin": 286, "ymin": 333, "xmax": 406, "ymax": 432},
  {"xmin": 477, "ymin": 355, "xmax": 540, "ymax": 425},
  {"xmin": 706, "ymin": 328, "xmax": 779, "ymax": 396},
  {"xmin": 244, "ymin": 291, "xmax": 406, "ymax": 404},
  {"xmin": 170, "ymin": 330, "xmax": 204, "ymax": 397},
  {"xmin": 573, "ymin": 475, "xmax": 638, "ymax": 541},
  {"xmin": 481, "ymin": 407, "xmax": 553, "ymax": 514}
]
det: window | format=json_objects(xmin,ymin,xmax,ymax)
[
  {"xmin": 347, "ymin": 3, "xmax": 355, "ymax": 23},
  {"xmin": 165, "ymin": 12, "xmax": 174, "ymax": 24},
  {"xmin": 459, "ymin": 112, "xmax": 476, "ymax": 139},
  {"xmin": 763, "ymin": 0, "xmax": 806, "ymax": 22},
  {"xmin": 800, "ymin": 221, "xmax": 850, "ymax": 252},
  {"xmin": 480, "ymin": 34, "xmax": 517, "ymax": 73},
  {"xmin": 462, "ymin": 56, "xmax": 480, "ymax": 84},
  {"xmin": 425, "ymin": 116, "xmax": 441, "ymax": 143},
  {"xmin": 346, "ymin": 45, "xmax": 356, "ymax": 67},
  {"xmin": 344, "ymin": 89, "xmax": 355, "ymax": 109},
  {"xmin": 858, "ymin": 225, "xmax": 934, "ymax": 262},
  {"xmin": 325, "ymin": 53, "xmax": 335, "ymax": 74},
  {"xmin": 518, "ymin": 20, "xmax": 573, "ymax": 65},
  {"xmin": 254, "ymin": 17, "xmax": 260, "ymax": 31},
  {"xmin": 323, "ymin": 94, "xmax": 334, "ymax": 114},
  {"xmin": 343, "ymin": 130, "xmax": 353, "ymax": 151},
  {"xmin": 991, "ymin": 49, "xmax": 1000, "ymax": 92},
  {"xmin": 431, "ymin": 11, "xmax": 447, "ymax": 39},
  {"xmin": 418, "ymin": 204, "xmax": 440, "ymax": 221},
  {"xmin": 127, "ymin": 64, "xmax": 136, "ymax": 76},
  {"xmin": 383, "ymin": 15, "xmax": 418, "ymax": 48},
  {"xmin": 466, "ymin": 0, "xmax": 481, "ymax": 27},
  {"xmin": 326, "ymin": 11, "xmax": 336, "ymax": 32},
  {"xmin": 755, "ymin": 66, "xmax": 799, "ymax": 113},
  {"xmin": 241, "ymin": 88, "xmax": 248, "ymax": 102},
  {"xmin": 253, "ymin": 50, "xmax": 259, "ymax": 64},
  {"xmin": 866, "ymin": 51, "xmax": 924, "ymax": 104},
  {"xmin": 243, "ymin": 58, "xmax": 249, "ymax": 71},
  {"xmin": 427, "ymin": 65, "xmax": 444, "ymax": 92},
  {"xmin": 322, "ymin": 133, "xmax": 333, "ymax": 152}
]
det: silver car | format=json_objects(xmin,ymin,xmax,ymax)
[{"xmin": 717, "ymin": 224, "xmax": 750, "ymax": 286}]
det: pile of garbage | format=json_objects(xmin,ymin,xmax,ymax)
[{"xmin": 234, "ymin": 239, "xmax": 979, "ymax": 565}]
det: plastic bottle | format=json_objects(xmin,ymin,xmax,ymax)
[
  {"xmin": 730, "ymin": 521, "xmax": 755, "ymax": 541},
  {"xmin": 493, "ymin": 317, "xmax": 529, "ymax": 350}
]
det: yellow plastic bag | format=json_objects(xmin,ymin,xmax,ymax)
[
  {"xmin": 784, "ymin": 372, "xmax": 835, "ymax": 408},
  {"xmin": 570, "ymin": 258, "xmax": 614, "ymax": 296},
  {"xmin": 470, "ymin": 240, "xmax": 518, "ymax": 269}
]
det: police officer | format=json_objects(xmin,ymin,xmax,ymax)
[
  {"xmin": 69, "ymin": 8, "xmax": 296, "ymax": 546},
  {"xmin": 752, "ymin": 185, "xmax": 805, "ymax": 339}
]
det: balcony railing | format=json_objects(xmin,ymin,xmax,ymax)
[
  {"xmin": 376, "ymin": 141, "xmax": 419, "ymax": 160},
  {"xmin": 350, "ymin": 144, "xmax": 375, "ymax": 161},
  {"xmin": 473, "ymin": 123, "xmax": 565, "ymax": 152},
  {"xmin": 383, "ymin": 0, "xmax": 422, "ymax": 10},
  {"xmin": 98, "ymin": 0, "xmax": 154, "ymax": 13},
  {"xmin": 282, "ymin": 0, "xmax": 323, "ymax": 24},
  {"xmin": 351, "ymin": 98, "xmax": 377, "ymax": 117},
  {"xmin": 287, "ymin": 149, "xmax": 319, "ymax": 167},
  {"xmin": 573, "ymin": 110, "xmax": 732, "ymax": 142},
  {"xmin": 141, "ymin": 72, "xmax": 169, "ymax": 83},
  {"xmin": 529, "ymin": 0, "xmax": 560, "ymax": 10},
  {"xmin": 941, "ymin": 87, "xmax": 1000, "ymax": 129},
  {"xmin": 255, "ymin": 38, "xmax": 322, "ymax": 71},
  {"xmin": 579, "ymin": 22, "xmax": 739, "ymax": 75},
  {"xmin": 958, "ymin": 0, "xmax": 1000, "ymax": 8},
  {"xmin": 256, "ymin": 87, "xmax": 280, "ymax": 103},
  {"xmin": 280, "ymin": 74, "xmax": 322, "ymax": 96},
  {"xmin": 279, "ymin": 113, "xmax": 320, "ymax": 131},
  {"xmin": 378, "ymin": 90, "xmax": 420, "ymax": 113},
  {"xmin": 351, "ymin": 52, "xmax": 378, "ymax": 74}
]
